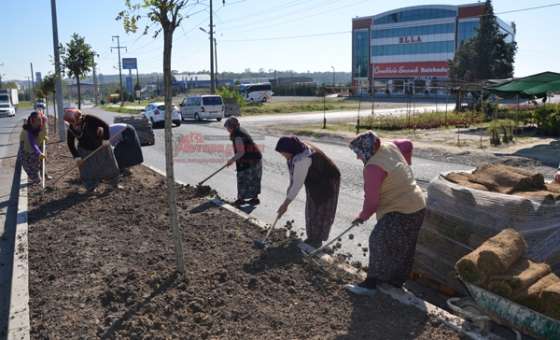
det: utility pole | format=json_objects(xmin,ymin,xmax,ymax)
[
  {"xmin": 209, "ymin": 0, "xmax": 215, "ymax": 93},
  {"xmin": 111, "ymin": 35, "xmax": 126, "ymax": 104},
  {"xmin": 50, "ymin": 0, "xmax": 65, "ymax": 141},
  {"xmin": 92, "ymin": 52, "xmax": 99, "ymax": 106},
  {"xmin": 214, "ymin": 38, "xmax": 218, "ymax": 87},
  {"xmin": 331, "ymin": 66, "xmax": 335, "ymax": 87},
  {"xmin": 30, "ymin": 62, "xmax": 35, "ymax": 101}
]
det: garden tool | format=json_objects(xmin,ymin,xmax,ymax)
[
  {"xmin": 304, "ymin": 224, "xmax": 358, "ymax": 257},
  {"xmin": 254, "ymin": 214, "xmax": 281, "ymax": 249}
]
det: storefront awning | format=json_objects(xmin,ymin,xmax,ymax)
[{"xmin": 486, "ymin": 72, "xmax": 560, "ymax": 98}]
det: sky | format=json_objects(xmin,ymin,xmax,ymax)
[{"xmin": 1, "ymin": 0, "xmax": 559, "ymax": 81}]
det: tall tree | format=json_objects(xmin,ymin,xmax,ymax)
[
  {"xmin": 118, "ymin": 0, "xmax": 188, "ymax": 274},
  {"xmin": 449, "ymin": 0, "xmax": 517, "ymax": 82},
  {"xmin": 61, "ymin": 33, "xmax": 94, "ymax": 109}
]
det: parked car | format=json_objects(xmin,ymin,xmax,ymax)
[
  {"xmin": 35, "ymin": 99, "xmax": 47, "ymax": 110},
  {"xmin": 179, "ymin": 95, "xmax": 224, "ymax": 122},
  {"xmin": 143, "ymin": 102, "xmax": 182, "ymax": 127},
  {"xmin": 0, "ymin": 102, "xmax": 16, "ymax": 117}
]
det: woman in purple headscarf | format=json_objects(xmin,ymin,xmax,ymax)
[{"xmin": 275, "ymin": 136, "xmax": 340, "ymax": 248}]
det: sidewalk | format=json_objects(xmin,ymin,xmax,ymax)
[{"xmin": 0, "ymin": 116, "xmax": 26, "ymax": 338}]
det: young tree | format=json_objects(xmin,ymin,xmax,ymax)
[
  {"xmin": 118, "ymin": 0, "xmax": 189, "ymax": 274},
  {"xmin": 449, "ymin": 0, "xmax": 517, "ymax": 82},
  {"xmin": 61, "ymin": 33, "xmax": 95, "ymax": 109}
]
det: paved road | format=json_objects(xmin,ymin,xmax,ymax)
[{"xmin": 87, "ymin": 107, "xmax": 471, "ymax": 261}]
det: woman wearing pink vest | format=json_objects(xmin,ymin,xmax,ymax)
[{"xmin": 345, "ymin": 131, "xmax": 426, "ymax": 296}]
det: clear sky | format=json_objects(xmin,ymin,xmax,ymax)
[{"xmin": 1, "ymin": 0, "xmax": 559, "ymax": 80}]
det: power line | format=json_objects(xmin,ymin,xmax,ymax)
[
  {"xmin": 222, "ymin": 30, "xmax": 350, "ymax": 42},
  {"xmin": 495, "ymin": 2, "xmax": 560, "ymax": 15},
  {"xmin": 221, "ymin": 2, "xmax": 560, "ymax": 43}
]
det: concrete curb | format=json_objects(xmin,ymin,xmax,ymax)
[
  {"xmin": 7, "ymin": 172, "xmax": 30, "ymax": 340},
  {"xmin": 143, "ymin": 164, "xmax": 495, "ymax": 340}
]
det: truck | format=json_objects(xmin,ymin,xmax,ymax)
[{"xmin": 0, "ymin": 89, "xmax": 18, "ymax": 117}]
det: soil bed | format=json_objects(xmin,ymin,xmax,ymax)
[{"xmin": 28, "ymin": 140, "xmax": 462, "ymax": 339}]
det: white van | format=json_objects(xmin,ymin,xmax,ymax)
[{"xmin": 180, "ymin": 95, "xmax": 225, "ymax": 122}]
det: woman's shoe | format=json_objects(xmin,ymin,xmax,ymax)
[
  {"xmin": 345, "ymin": 277, "xmax": 378, "ymax": 296},
  {"xmin": 233, "ymin": 198, "xmax": 245, "ymax": 206},
  {"xmin": 248, "ymin": 198, "xmax": 260, "ymax": 205}
]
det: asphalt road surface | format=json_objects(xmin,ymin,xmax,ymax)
[{"xmin": 86, "ymin": 106, "xmax": 471, "ymax": 261}]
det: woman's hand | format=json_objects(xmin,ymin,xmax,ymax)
[
  {"xmin": 226, "ymin": 158, "xmax": 235, "ymax": 167},
  {"xmin": 555, "ymin": 171, "xmax": 560, "ymax": 183},
  {"xmin": 39, "ymin": 153, "xmax": 46, "ymax": 161},
  {"xmin": 97, "ymin": 127, "xmax": 104, "ymax": 138},
  {"xmin": 352, "ymin": 217, "xmax": 365, "ymax": 226}
]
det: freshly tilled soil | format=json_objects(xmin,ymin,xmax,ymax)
[{"xmin": 27, "ymin": 140, "xmax": 463, "ymax": 339}]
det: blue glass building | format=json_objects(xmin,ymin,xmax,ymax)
[{"xmin": 352, "ymin": 3, "xmax": 515, "ymax": 96}]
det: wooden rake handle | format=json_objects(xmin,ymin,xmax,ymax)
[{"xmin": 198, "ymin": 164, "xmax": 228, "ymax": 186}]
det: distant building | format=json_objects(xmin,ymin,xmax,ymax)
[{"xmin": 352, "ymin": 3, "xmax": 515, "ymax": 96}]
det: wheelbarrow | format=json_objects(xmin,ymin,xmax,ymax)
[{"xmin": 456, "ymin": 276, "xmax": 560, "ymax": 339}]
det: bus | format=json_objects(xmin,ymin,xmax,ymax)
[{"xmin": 239, "ymin": 83, "xmax": 273, "ymax": 103}]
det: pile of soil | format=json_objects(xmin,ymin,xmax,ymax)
[
  {"xmin": 27, "ymin": 140, "xmax": 460, "ymax": 339},
  {"xmin": 445, "ymin": 164, "xmax": 560, "ymax": 201}
]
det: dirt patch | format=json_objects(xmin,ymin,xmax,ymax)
[{"xmin": 27, "ymin": 141, "xmax": 462, "ymax": 339}]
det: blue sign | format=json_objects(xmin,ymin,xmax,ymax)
[
  {"xmin": 122, "ymin": 58, "xmax": 137, "ymax": 70},
  {"xmin": 126, "ymin": 76, "xmax": 133, "ymax": 94}
]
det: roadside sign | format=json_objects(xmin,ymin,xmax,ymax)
[{"xmin": 122, "ymin": 58, "xmax": 137, "ymax": 70}]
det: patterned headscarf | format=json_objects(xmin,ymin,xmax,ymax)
[
  {"xmin": 349, "ymin": 131, "xmax": 379, "ymax": 165},
  {"xmin": 223, "ymin": 117, "xmax": 240, "ymax": 130}
]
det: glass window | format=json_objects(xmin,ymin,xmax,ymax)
[
  {"xmin": 375, "ymin": 8, "xmax": 455, "ymax": 25},
  {"xmin": 203, "ymin": 96, "xmax": 223, "ymax": 105},
  {"xmin": 458, "ymin": 21, "xmax": 480, "ymax": 45},
  {"xmin": 372, "ymin": 40, "xmax": 455, "ymax": 56},
  {"xmin": 352, "ymin": 30, "xmax": 370, "ymax": 78},
  {"xmin": 372, "ymin": 23, "xmax": 454, "ymax": 39}
]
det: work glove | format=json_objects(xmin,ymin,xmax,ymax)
[
  {"xmin": 75, "ymin": 158, "xmax": 84, "ymax": 168},
  {"xmin": 39, "ymin": 154, "xmax": 46, "ymax": 161}
]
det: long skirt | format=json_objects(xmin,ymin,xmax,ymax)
[
  {"xmin": 367, "ymin": 209, "xmax": 426, "ymax": 285},
  {"xmin": 114, "ymin": 126, "xmax": 143, "ymax": 170},
  {"xmin": 236, "ymin": 160, "xmax": 262, "ymax": 199},
  {"xmin": 304, "ymin": 177, "xmax": 340, "ymax": 242},
  {"xmin": 78, "ymin": 145, "xmax": 120, "ymax": 189},
  {"xmin": 18, "ymin": 146, "xmax": 40, "ymax": 184}
]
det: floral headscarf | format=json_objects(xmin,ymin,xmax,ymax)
[
  {"xmin": 349, "ymin": 131, "xmax": 379, "ymax": 165},
  {"xmin": 275, "ymin": 136, "xmax": 313, "ymax": 175}
]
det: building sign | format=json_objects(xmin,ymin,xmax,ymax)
[
  {"xmin": 374, "ymin": 61, "xmax": 449, "ymax": 78},
  {"xmin": 122, "ymin": 58, "xmax": 138, "ymax": 70},
  {"xmin": 399, "ymin": 36, "xmax": 422, "ymax": 44}
]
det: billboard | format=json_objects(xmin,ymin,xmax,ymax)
[
  {"xmin": 373, "ymin": 61, "xmax": 449, "ymax": 78},
  {"xmin": 122, "ymin": 58, "xmax": 137, "ymax": 70}
]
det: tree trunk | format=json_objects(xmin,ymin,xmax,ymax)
[
  {"xmin": 163, "ymin": 27, "xmax": 185, "ymax": 275},
  {"xmin": 52, "ymin": 94, "xmax": 57, "ymax": 135},
  {"xmin": 76, "ymin": 76, "xmax": 82, "ymax": 110}
]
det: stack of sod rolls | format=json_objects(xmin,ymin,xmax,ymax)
[{"xmin": 456, "ymin": 228, "xmax": 560, "ymax": 320}]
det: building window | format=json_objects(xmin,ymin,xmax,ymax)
[
  {"xmin": 372, "ymin": 40, "xmax": 455, "ymax": 56},
  {"xmin": 458, "ymin": 21, "xmax": 479, "ymax": 45},
  {"xmin": 375, "ymin": 8, "xmax": 456, "ymax": 25},
  {"xmin": 353, "ymin": 30, "xmax": 369, "ymax": 78},
  {"xmin": 372, "ymin": 23, "xmax": 455, "ymax": 39}
]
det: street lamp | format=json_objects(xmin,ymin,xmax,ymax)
[
  {"xmin": 331, "ymin": 66, "xmax": 335, "ymax": 87},
  {"xmin": 200, "ymin": 27, "xmax": 219, "ymax": 90}
]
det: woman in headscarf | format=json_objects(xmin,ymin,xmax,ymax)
[
  {"xmin": 18, "ymin": 111, "xmax": 46, "ymax": 185},
  {"xmin": 224, "ymin": 117, "xmax": 263, "ymax": 205},
  {"xmin": 64, "ymin": 109, "xmax": 119, "ymax": 192},
  {"xmin": 275, "ymin": 136, "xmax": 340, "ymax": 248},
  {"xmin": 345, "ymin": 131, "xmax": 426, "ymax": 296}
]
